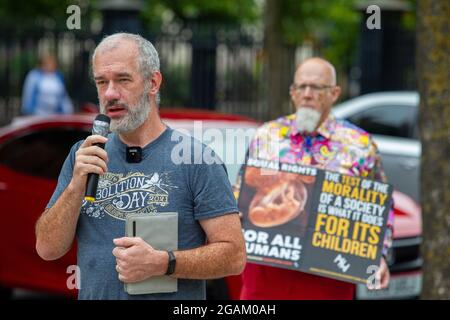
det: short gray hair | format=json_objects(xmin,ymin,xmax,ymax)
[{"xmin": 92, "ymin": 32, "xmax": 161, "ymax": 103}]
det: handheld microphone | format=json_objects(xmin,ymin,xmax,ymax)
[{"xmin": 84, "ymin": 114, "xmax": 110, "ymax": 202}]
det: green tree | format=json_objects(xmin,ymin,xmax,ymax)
[
  {"xmin": 264, "ymin": 0, "xmax": 360, "ymax": 119},
  {"xmin": 140, "ymin": 0, "xmax": 261, "ymax": 109},
  {"xmin": 264, "ymin": 0, "xmax": 294, "ymax": 119},
  {"xmin": 0, "ymin": 0, "xmax": 93, "ymax": 29},
  {"xmin": 417, "ymin": 0, "xmax": 450, "ymax": 299},
  {"xmin": 141, "ymin": 0, "xmax": 260, "ymax": 30},
  {"xmin": 279, "ymin": 0, "xmax": 360, "ymax": 67}
]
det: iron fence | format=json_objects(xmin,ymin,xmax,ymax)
[{"xmin": 0, "ymin": 24, "xmax": 286, "ymax": 126}]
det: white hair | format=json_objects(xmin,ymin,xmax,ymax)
[{"xmin": 92, "ymin": 32, "xmax": 161, "ymax": 104}]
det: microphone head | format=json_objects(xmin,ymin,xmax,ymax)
[
  {"xmin": 92, "ymin": 114, "xmax": 110, "ymax": 137},
  {"xmin": 95, "ymin": 113, "xmax": 110, "ymax": 124}
]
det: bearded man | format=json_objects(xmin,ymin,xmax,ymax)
[
  {"xmin": 35, "ymin": 33, "xmax": 245, "ymax": 300},
  {"xmin": 235, "ymin": 57, "xmax": 393, "ymax": 299}
]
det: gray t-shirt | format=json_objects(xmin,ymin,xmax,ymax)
[{"xmin": 46, "ymin": 127, "xmax": 238, "ymax": 300}]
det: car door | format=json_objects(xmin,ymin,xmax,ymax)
[
  {"xmin": 345, "ymin": 104, "xmax": 420, "ymax": 202},
  {"xmin": 0, "ymin": 126, "xmax": 89, "ymax": 295}
]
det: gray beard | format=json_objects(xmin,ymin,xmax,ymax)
[
  {"xmin": 295, "ymin": 107, "xmax": 322, "ymax": 133},
  {"xmin": 100, "ymin": 88, "xmax": 151, "ymax": 134}
]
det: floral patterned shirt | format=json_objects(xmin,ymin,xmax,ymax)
[{"xmin": 236, "ymin": 113, "xmax": 394, "ymax": 257}]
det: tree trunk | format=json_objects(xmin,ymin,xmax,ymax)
[
  {"xmin": 417, "ymin": 0, "xmax": 450, "ymax": 299},
  {"xmin": 264, "ymin": 0, "xmax": 295, "ymax": 121}
]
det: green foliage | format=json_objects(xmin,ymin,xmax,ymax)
[
  {"xmin": 279, "ymin": 0, "xmax": 360, "ymax": 69},
  {"xmin": 165, "ymin": 0, "xmax": 259, "ymax": 23},
  {"xmin": 401, "ymin": 0, "xmax": 416, "ymax": 31},
  {"xmin": 0, "ymin": 0, "xmax": 95, "ymax": 29},
  {"xmin": 0, "ymin": 0, "xmax": 363, "ymax": 80},
  {"xmin": 320, "ymin": 1, "xmax": 361, "ymax": 69},
  {"xmin": 141, "ymin": 0, "xmax": 260, "ymax": 31},
  {"xmin": 141, "ymin": 0, "xmax": 361, "ymax": 70},
  {"xmin": 0, "ymin": 0, "xmax": 70, "ymax": 26}
]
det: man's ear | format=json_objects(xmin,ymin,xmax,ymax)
[
  {"xmin": 331, "ymin": 86, "xmax": 341, "ymax": 104},
  {"xmin": 149, "ymin": 71, "xmax": 162, "ymax": 96}
]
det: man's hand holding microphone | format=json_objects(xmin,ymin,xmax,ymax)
[{"xmin": 71, "ymin": 114, "xmax": 111, "ymax": 202}]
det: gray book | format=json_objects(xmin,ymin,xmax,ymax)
[{"xmin": 124, "ymin": 212, "xmax": 178, "ymax": 295}]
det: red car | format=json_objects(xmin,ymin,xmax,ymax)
[{"xmin": 0, "ymin": 110, "xmax": 422, "ymax": 299}]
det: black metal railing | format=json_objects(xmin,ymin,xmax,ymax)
[{"xmin": 0, "ymin": 24, "xmax": 277, "ymax": 126}]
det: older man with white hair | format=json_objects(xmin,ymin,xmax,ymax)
[{"xmin": 235, "ymin": 57, "xmax": 393, "ymax": 300}]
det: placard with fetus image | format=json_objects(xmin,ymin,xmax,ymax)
[
  {"xmin": 238, "ymin": 161, "xmax": 392, "ymax": 283},
  {"xmin": 242, "ymin": 166, "xmax": 315, "ymax": 233}
]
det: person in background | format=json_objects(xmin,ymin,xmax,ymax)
[
  {"xmin": 21, "ymin": 53, "xmax": 73, "ymax": 115},
  {"xmin": 234, "ymin": 57, "xmax": 393, "ymax": 300}
]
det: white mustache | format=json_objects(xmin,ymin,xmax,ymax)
[{"xmin": 295, "ymin": 107, "xmax": 322, "ymax": 133}]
